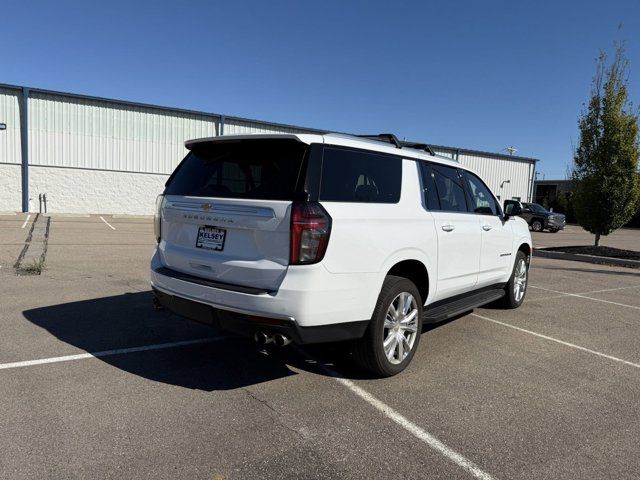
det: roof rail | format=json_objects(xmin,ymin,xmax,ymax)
[{"xmin": 356, "ymin": 133, "xmax": 435, "ymax": 156}]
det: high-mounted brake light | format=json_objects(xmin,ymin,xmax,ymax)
[{"xmin": 290, "ymin": 202, "xmax": 332, "ymax": 265}]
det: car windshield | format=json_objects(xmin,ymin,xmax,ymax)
[{"xmin": 530, "ymin": 203, "xmax": 548, "ymax": 213}]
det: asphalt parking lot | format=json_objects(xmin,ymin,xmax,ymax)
[{"xmin": 1, "ymin": 214, "xmax": 640, "ymax": 479}]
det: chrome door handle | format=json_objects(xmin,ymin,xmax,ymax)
[
  {"xmin": 482, "ymin": 224, "xmax": 492, "ymax": 231},
  {"xmin": 441, "ymin": 224, "xmax": 455, "ymax": 232}
]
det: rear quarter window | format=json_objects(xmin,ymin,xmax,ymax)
[
  {"xmin": 320, "ymin": 147, "xmax": 401, "ymax": 203},
  {"xmin": 164, "ymin": 139, "xmax": 307, "ymax": 200}
]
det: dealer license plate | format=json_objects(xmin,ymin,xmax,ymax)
[{"xmin": 196, "ymin": 226, "xmax": 226, "ymax": 251}]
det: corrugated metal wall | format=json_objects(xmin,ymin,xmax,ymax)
[
  {"xmin": 0, "ymin": 87, "xmax": 21, "ymax": 165},
  {"xmin": 457, "ymin": 152, "xmax": 534, "ymax": 201},
  {"xmin": 28, "ymin": 92, "xmax": 218, "ymax": 175},
  {"xmin": 1, "ymin": 84, "xmax": 538, "ymax": 213}
]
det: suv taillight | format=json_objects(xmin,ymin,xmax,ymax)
[
  {"xmin": 290, "ymin": 202, "xmax": 332, "ymax": 265},
  {"xmin": 154, "ymin": 195, "xmax": 165, "ymax": 243}
]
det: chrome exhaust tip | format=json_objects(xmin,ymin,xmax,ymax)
[
  {"xmin": 254, "ymin": 331, "xmax": 273, "ymax": 345},
  {"xmin": 273, "ymin": 333, "xmax": 292, "ymax": 347}
]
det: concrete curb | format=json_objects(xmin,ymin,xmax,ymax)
[{"xmin": 533, "ymin": 248, "xmax": 640, "ymax": 269}]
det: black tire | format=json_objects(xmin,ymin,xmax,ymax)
[
  {"xmin": 549, "ymin": 228, "xmax": 559, "ymax": 233},
  {"xmin": 531, "ymin": 219, "xmax": 543, "ymax": 232},
  {"xmin": 499, "ymin": 251, "xmax": 529, "ymax": 309},
  {"xmin": 352, "ymin": 276, "xmax": 423, "ymax": 377}
]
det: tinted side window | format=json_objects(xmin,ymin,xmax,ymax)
[
  {"xmin": 462, "ymin": 171, "xmax": 498, "ymax": 215},
  {"xmin": 419, "ymin": 163, "xmax": 441, "ymax": 210},
  {"xmin": 320, "ymin": 148, "xmax": 401, "ymax": 203},
  {"xmin": 431, "ymin": 164, "xmax": 469, "ymax": 212}
]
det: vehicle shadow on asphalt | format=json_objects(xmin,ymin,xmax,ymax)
[
  {"xmin": 22, "ymin": 291, "xmax": 300, "ymax": 390},
  {"xmin": 22, "ymin": 291, "xmax": 462, "ymax": 387}
]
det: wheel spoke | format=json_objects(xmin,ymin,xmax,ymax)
[
  {"xmin": 404, "ymin": 294, "xmax": 413, "ymax": 314},
  {"xmin": 402, "ymin": 323, "xmax": 418, "ymax": 333},
  {"xmin": 383, "ymin": 333, "xmax": 395, "ymax": 348},
  {"xmin": 401, "ymin": 309, "xmax": 417, "ymax": 324},
  {"xmin": 388, "ymin": 303, "xmax": 398, "ymax": 319},
  {"xmin": 397, "ymin": 293, "xmax": 406, "ymax": 315},
  {"xmin": 384, "ymin": 318, "xmax": 395, "ymax": 329},
  {"xmin": 401, "ymin": 335, "xmax": 411, "ymax": 355},
  {"xmin": 396, "ymin": 334, "xmax": 404, "ymax": 359},
  {"xmin": 385, "ymin": 335, "xmax": 398, "ymax": 359}
]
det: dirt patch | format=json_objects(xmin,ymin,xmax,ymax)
[
  {"xmin": 544, "ymin": 245, "xmax": 640, "ymax": 261},
  {"xmin": 15, "ymin": 214, "xmax": 51, "ymax": 275}
]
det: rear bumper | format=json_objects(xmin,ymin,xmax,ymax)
[
  {"xmin": 150, "ymin": 250, "xmax": 377, "ymax": 343},
  {"xmin": 152, "ymin": 286, "xmax": 368, "ymax": 344}
]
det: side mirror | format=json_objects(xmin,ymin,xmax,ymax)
[{"xmin": 503, "ymin": 200, "xmax": 522, "ymax": 218}]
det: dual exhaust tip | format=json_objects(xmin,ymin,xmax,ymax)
[{"xmin": 254, "ymin": 331, "xmax": 291, "ymax": 347}]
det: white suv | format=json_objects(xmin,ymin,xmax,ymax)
[{"xmin": 150, "ymin": 133, "xmax": 532, "ymax": 376}]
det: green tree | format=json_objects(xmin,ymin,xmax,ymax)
[{"xmin": 572, "ymin": 46, "xmax": 640, "ymax": 246}]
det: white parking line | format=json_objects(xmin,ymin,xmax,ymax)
[
  {"xmin": 99, "ymin": 216, "xmax": 116, "ymax": 230},
  {"xmin": 21, "ymin": 214, "xmax": 31, "ymax": 229},
  {"xmin": 525, "ymin": 294, "xmax": 571, "ymax": 302},
  {"xmin": 529, "ymin": 285, "xmax": 640, "ymax": 311},
  {"xmin": 0, "ymin": 337, "xmax": 225, "ymax": 371},
  {"xmin": 296, "ymin": 348, "xmax": 496, "ymax": 480},
  {"xmin": 583, "ymin": 285, "xmax": 640, "ymax": 295},
  {"xmin": 472, "ymin": 313, "xmax": 640, "ymax": 369}
]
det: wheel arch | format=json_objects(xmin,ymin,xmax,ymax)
[
  {"xmin": 518, "ymin": 242, "xmax": 532, "ymax": 257},
  {"xmin": 385, "ymin": 259, "xmax": 430, "ymax": 306}
]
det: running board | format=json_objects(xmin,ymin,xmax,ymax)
[{"xmin": 423, "ymin": 288, "xmax": 505, "ymax": 323}]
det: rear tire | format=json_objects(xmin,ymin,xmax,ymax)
[
  {"xmin": 353, "ymin": 276, "xmax": 423, "ymax": 377},
  {"xmin": 499, "ymin": 251, "xmax": 529, "ymax": 309}
]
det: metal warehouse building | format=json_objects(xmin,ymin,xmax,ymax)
[{"xmin": 0, "ymin": 84, "xmax": 537, "ymax": 215}]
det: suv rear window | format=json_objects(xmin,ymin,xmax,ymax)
[
  {"xmin": 164, "ymin": 139, "xmax": 307, "ymax": 200},
  {"xmin": 320, "ymin": 148, "xmax": 401, "ymax": 203}
]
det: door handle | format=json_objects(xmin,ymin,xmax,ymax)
[
  {"xmin": 441, "ymin": 224, "xmax": 455, "ymax": 232},
  {"xmin": 482, "ymin": 224, "xmax": 492, "ymax": 231}
]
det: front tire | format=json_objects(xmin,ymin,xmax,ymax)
[
  {"xmin": 353, "ymin": 276, "xmax": 423, "ymax": 377},
  {"xmin": 531, "ymin": 219, "xmax": 543, "ymax": 232},
  {"xmin": 500, "ymin": 251, "xmax": 529, "ymax": 309}
]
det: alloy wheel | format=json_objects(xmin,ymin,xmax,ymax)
[
  {"xmin": 513, "ymin": 258, "xmax": 528, "ymax": 303},
  {"xmin": 383, "ymin": 292, "xmax": 419, "ymax": 364}
]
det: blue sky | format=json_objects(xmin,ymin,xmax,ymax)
[{"xmin": 2, "ymin": 0, "xmax": 639, "ymax": 178}]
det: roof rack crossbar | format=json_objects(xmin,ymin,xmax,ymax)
[
  {"xmin": 355, "ymin": 133, "xmax": 402, "ymax": 149},
  {"xmin": 356, "ymin": 133, "xmax": 435, "ymax": 156},
  {"xmin": 398, "ymin": 141, "xmax": 435, "ymax": 156}
]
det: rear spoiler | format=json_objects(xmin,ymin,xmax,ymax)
[
  {"xmin": 356, "ymin": 133, "xmax": 435, "ymax": 156},
  {"xmin": 185, "ymin": 134, "xmax": 306, "ymax": 150}
]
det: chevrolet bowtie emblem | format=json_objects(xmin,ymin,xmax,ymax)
[{"xmin": 201, "ymin": 203, "xmax": 212, "ymax": 211}]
